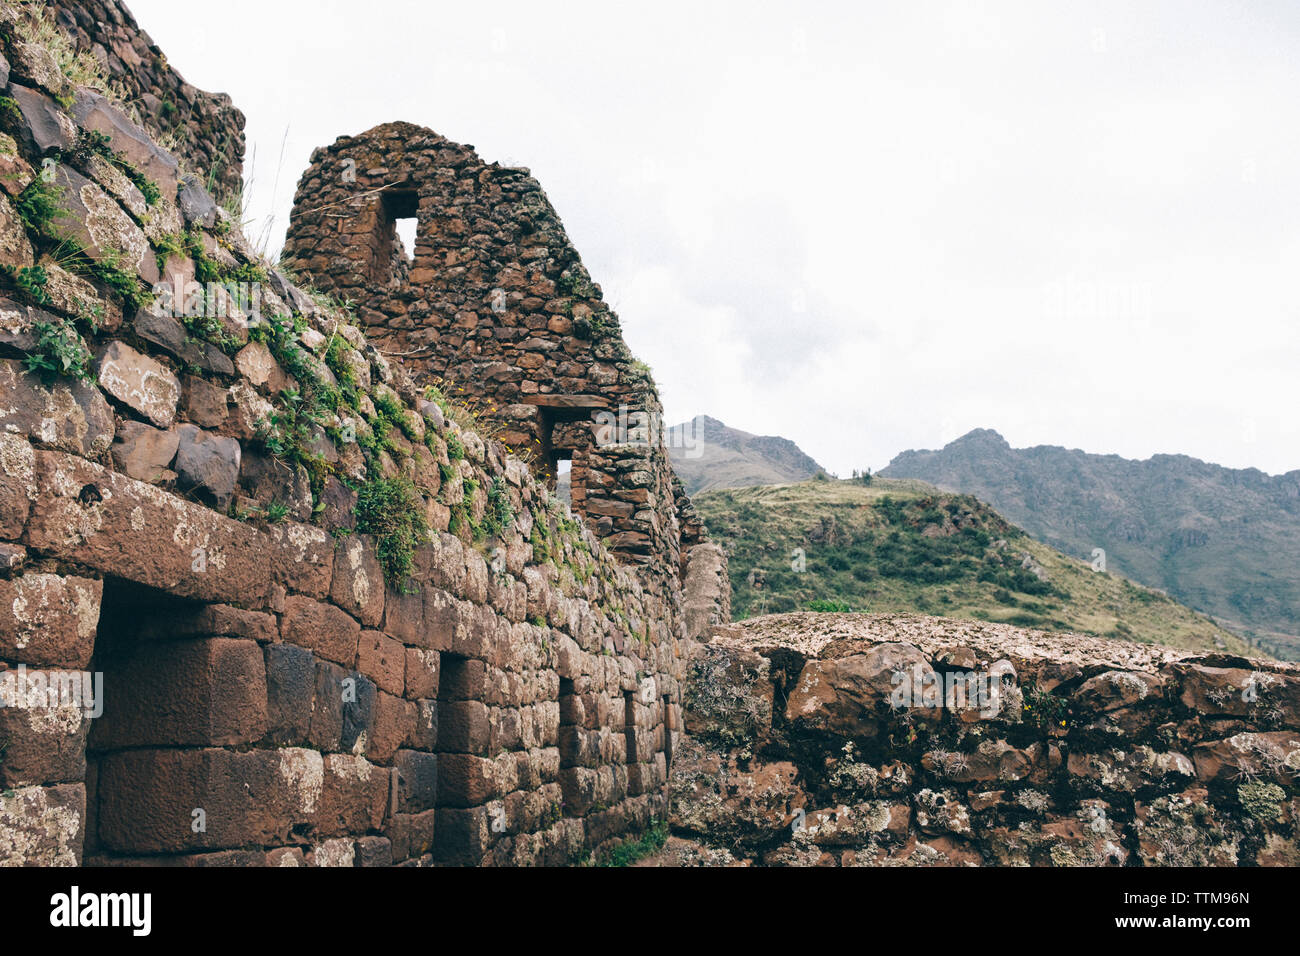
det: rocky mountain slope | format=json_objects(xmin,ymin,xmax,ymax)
[
  {"xmin": 880, "ymin": 430, "xmax": 1300, "ymax": 659},
  {"xmin": 666, "ymin": 415, "xmax": 825, "ymax": 494},
  {"xmin": 694, "ymin": 477, "xmax": 1255, "ymax": 656}
]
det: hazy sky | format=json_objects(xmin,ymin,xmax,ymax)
[{"xmin": 131, "ymin": 0, "xmax": 1300, "ymax": 477}]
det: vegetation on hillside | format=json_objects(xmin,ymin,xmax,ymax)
[
  {"xmin": 696, "ymin": 478, "xmax": 1258, "ymax": 656},
  {"xmin": 881, "ymin": 429, "xmax": 1300, "ymax": 659}
]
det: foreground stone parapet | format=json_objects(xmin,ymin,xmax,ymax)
[{"xmin": 672, "ymin": 612, "xmax": 1300, "ymax": 866}]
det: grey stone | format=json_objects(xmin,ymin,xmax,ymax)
[
  {"xmin": 71, "ymin": 90, "xmax": 179, "ymax": 201},
  {"xmin": 7, "ymin": 84, "xmax": 75, "ymax": 154},
  {"xmin": 269, "ymin": 269, "xmax": 318, "ymax": 316},
  {"xmin": 0, "ymin": 296, "xmax": 41, "ymax": 351},
  {"xmin": 182, "ymin": 374, "xmax": 230, "ymax": 428},
  {"xmin": 0, "ymin": 190, "xmax": 32, "ymax": 270},
  {"xmin": 47, "ymin": 163, "xmax": 153, "ymax": 282},
  {"xmin": 0, "ymin": 358, "xmax": 114, "ymax": 457},
  {"xmin": 173, "ymin": 423, "xmax": 241, "ymax": 508},
  {"xmin": 133, "ymin": 308, "xmax": 235, "ymax": 376},
  {"xmin": 176, "ymin": 173, "xmax": 218, "ymax": 229},
  {"xmin": 6, "ymin": 43, "xmax": 63, "ymax": 96}
]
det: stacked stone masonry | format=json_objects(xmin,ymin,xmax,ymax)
[
  {"xmin": 46, "ymin": 0, "xmax": 245, "ymax": 198},
  {"xmin": 0, "ymin": 1, "xmax": 722, "ymax": 866},
  {"xmin": 279, "ymin": 122, "xmax": 710, "ymax": 614},
  {"xmin": 672, "ymin": 613, "xmax": 1300, "ymax": 866}
]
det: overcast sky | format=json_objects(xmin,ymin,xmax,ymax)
[{"xmin": 131, "ymin": 0, "xmax": 1300, "ymax": 477}]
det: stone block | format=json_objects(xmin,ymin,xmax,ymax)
[
  {"xmin": 0, "ymin": 572, "xmax": 100, "ymax": 668},
  {"xmin": 281, "ymin": 595, "xmax": 359, "ymax": 667},
  {"xmin": 25, "ymin": 451, "xmax": 272, "ymax": 606},
  {"xmin": 91, "ymin": 637, "xmax": 267, "ymax": 748}
]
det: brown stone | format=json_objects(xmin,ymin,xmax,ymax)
[
  {"xmin": 281, "ymin": 596, "xmax": 360, "ymax": 667},
  {"xmin": 785, "ymin": 644, "xmax": 935, "ymax": 734},
  {"xmin": 388, "ymin": 809, "xmax": 437, "ymax": 861},
  {"xmin": 135, "ymin": 603, "xmax": 278, "ymax": 642},
  {"xmin": 0, "ymin": 572, "xmax": 101, "ymax": 668},
  {"xmin": 312, "ymin": 754, "xmax": 388, "ymax": 835},
  {"xmin": 404, "ymin": 647, "xmax": 440, "ymax": 699},
  {"xmin": 330, "ymin": 534, "xmax": 386, "ymax": 627},
  {"xmin": 25, "ymin": 450, "xmax": 273, "ymax": 606},
  {"xmin": 110, "ymin": 420, "xmax": 179, "ymax": 482},
  {"xmin": 267, "ymin": 521, "xmax": 335, "ymax": 598},
  {"xmin": 92, "ymin": 638, "xmax": 268, "ymax": 748},
  {"xmin": 96, "ymin": 748, "xmax": 291, "ymax": 853},
  {"xmin": 439, "ymin": 699, "xmax": 491, "ymax": 755},
  {"xmin": 369, "ymin": 691, "xmax": 417, "ymax": 762},
  {"xmin": 0, "ymin": 673, "xmax": 92, "ymax": 786},
  {"xmin": 357, "ymin": 630, "xmax": 404, "ymax": 696}
]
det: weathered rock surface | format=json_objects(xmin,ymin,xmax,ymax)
[
  {"xmin": 0, "ymin": 358, "xmax": 114, "ymax": 457},
  {"xmin": 110, "ymin": 419, "xmax": 179, "ymax": 483},
  {"xmin": 95, "ymin": 340, "xmax": 180, "ymax": 427},
  {"xmin": 671, "ymin": 612, "xmax": 1300, "ymax": 866}
]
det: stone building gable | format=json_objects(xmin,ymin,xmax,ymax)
[{"xmin": 281, "ymin": 121, "xmax": 712, "ymax": 615}]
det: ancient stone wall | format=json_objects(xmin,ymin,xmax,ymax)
[
  {"xmin": 279, "ymin": 123, "xmax": 701, "ymax": 612},
  {"xmin": 672, "ymin": 612, "xmax": 1300, "ymax": 866},
  {"xmin": 42, "ymin": 0, "xmax": 244, "ymax": 198},
  {"xmin": 0, "ymin": 2, "xmax": 699, "ymax": 865}
]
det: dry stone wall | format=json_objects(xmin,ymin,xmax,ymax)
[
  {"xmin": 279, "ymin": 123, "xmax": 706, "ymax": 616},
  {"xmin": 673, "ymin": 612, "xmax": 1300, "ymax": 866},
  {"xmin": 0, "ymin": 1, "xmax": 705, "ymax": 866},
  {"xmin": 44, "ymin": 0, "xmax": 245, "ymax": 198}
]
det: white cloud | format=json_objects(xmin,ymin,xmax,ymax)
[{"xmin": 131, "ymin": 0, "xmax": 1300, "ymax": 476}]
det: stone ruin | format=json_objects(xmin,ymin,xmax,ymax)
[
  {"xmin": 0, "ymin": 0, "xmax": 729, "ymax": 866},
  {"xmin": 280, "ymin": 122, "xmax": 710, "ymax": 591},
  {"xmin": 46, "ymin": 0, "xmax": 245, "ymax": 198},
  {"xmin": 1, "ymin": 0, "xmax": 1297, "ymax": 868},
  {"xmin": 671, "ymin": 613, "xmax": 1300, "ymax": 866}
]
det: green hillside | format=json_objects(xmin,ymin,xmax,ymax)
[
  {"xmin": 696, "ymin": 477, "xmax": 1259, "ymax": 656},
  {"xmin": 880, "ymin": 429, "xmax": 1300, "ymax": 659}
]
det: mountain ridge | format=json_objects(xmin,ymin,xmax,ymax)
[
  {"xmin": 666, "ymin": 414, "xmax": 826, "ymax": 494},
  {"xmin": 880, "ymin": 429, "xmax": 1300, "ymax": 658}
]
